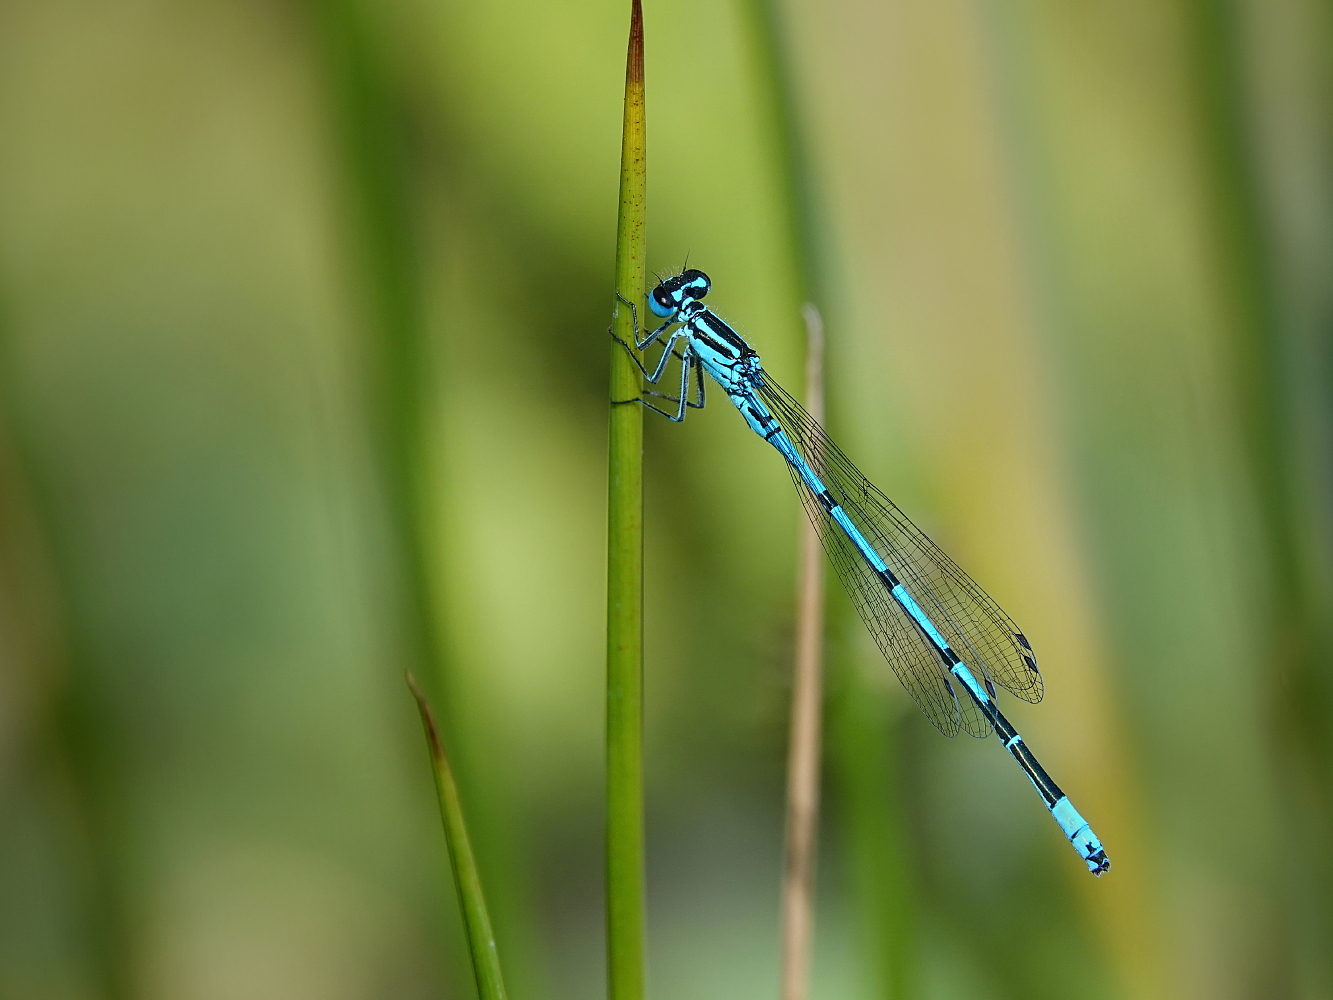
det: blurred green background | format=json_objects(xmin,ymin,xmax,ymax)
[{"xmin": 1, "ymin": 0, "xmax": 1330, "ymax": 998}]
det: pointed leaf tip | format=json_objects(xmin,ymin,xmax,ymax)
[
  {"xmin": 406, "ymin": 672, "xmax": 444, "ymax": 763},
  {"xmin": 627, "ymin": 0, "xmax": 643, "ymax": 85}
]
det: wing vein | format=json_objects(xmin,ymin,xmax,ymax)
[{"xmin": 755, "ymin": 372, "xmax": 1043, "ymax": 737}]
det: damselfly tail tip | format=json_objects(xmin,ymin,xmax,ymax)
[{"xmin": 1055, "ymin": 798, "xmax": 1110, "ymax": 876}]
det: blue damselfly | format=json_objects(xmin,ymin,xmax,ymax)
[{"xmin": 612, "ymin": 269, "xmax": 1110, "ymax": 876}]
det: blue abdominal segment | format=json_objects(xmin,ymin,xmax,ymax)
[{"xmin": 890, "ymin": 582, "xmax": 951, "ymax": 651}]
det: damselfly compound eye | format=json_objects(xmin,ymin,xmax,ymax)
[{"xmin": 649, "ymin": 287, "xmax": 676, "ymax": 318}]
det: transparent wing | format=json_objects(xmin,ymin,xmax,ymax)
[
  {"xmin": 755, "ymin": 373, "xmax": 1043, "ymax": 737},
  {"xmin": 791, "ymin": 464, "xmax": 965, "ymax": 736}
]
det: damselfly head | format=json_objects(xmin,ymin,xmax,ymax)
[{"xmin": 649, "ymin": 269, "xmax": 712, "ymax": 318}]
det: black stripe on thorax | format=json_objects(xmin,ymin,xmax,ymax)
[
  {"xmin": 699, "ymin": 311, "xmax": 749, "ymax": 352},
  {"xmin": 693, "ymin": 329, "xmax": 735, "ymax": 357}
]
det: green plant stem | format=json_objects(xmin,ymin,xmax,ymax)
[
  {"xmin": 779, "ymin": 305, "xmax": 826, "ymax": 1000},
  {"xmin": 409, "ymin": 675, "xmax": 508, "ymax": 1000},
  {"xmin": 315, "ymin": 0, "xmax": 439, "ymax": 683},
  {"xmin": 606, "ymin": 3, "xmax": 648, "ymax": 999}
]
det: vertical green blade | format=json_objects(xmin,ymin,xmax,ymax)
[{"xmin": 606, "ymin": 3, "xmax": 648, "ymax": 1000}]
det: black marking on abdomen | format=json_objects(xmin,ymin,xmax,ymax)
[
  {"xmin": 746, "ymin": 405, "xmax": 784, "ymax": 442},
  {"xmin": 1009, "ymin": 737, "xmax": 1063, "ymax": 807},
  {"xmin": 989, "ymin": 707, "xmax": 1017, "ymax": 745},
  {"xmin": 876, "ymin": 566, "xmax": 902, "ymax": 589}
]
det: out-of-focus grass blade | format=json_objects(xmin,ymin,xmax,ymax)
[
  {"xmin": 740, "ymin": 0, "xmax": 826, "ymax": 307},
  {"xmin": 408, "ymin": 674, "xmax": 509, "ymax": 1000},
  {"xmin": 1187, "ymin": 0, "xmax": 1333, "ymax": 984}
]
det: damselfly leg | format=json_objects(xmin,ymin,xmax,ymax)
[{"xmin": 610, "ymin": 292, "xmax": 706, "ymax": 420}]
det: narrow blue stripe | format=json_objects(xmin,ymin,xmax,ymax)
[
  {"xmin": 893, "ymin": 584, "xmax": 951, "ymax": 649},
  {"xmin": 759, "ymin": 415, "xmax": 891, "ymax": 576},
  {"xmin": 949, "ymin": 662, "xmax": 992, "ymax": 707},
  {"xmin": 831, "ymin": 506, "xmax": 888, "ymax": 572},
  {"xmin": 768, "ymin": 430, "xmax": 817, "ymax": 485},
  {"xmin": 783, "ymin": 443, "xmax": 822, "ymax": 492}
]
